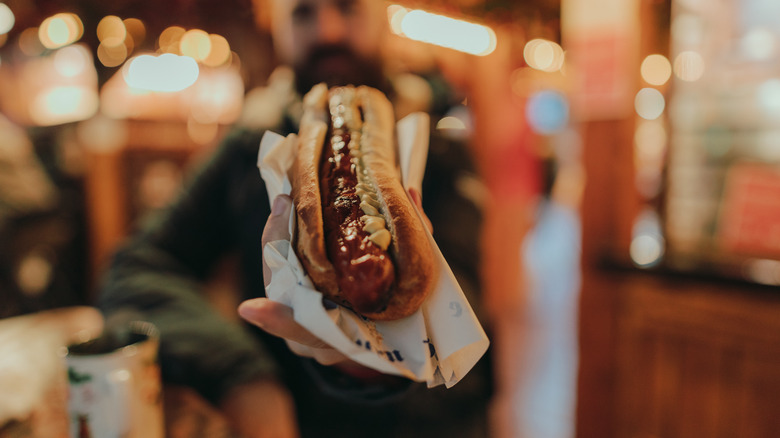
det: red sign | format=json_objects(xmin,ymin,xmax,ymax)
[{"xmin": 565, "ymin": 30, "xmax": 637, "ymax": 121}]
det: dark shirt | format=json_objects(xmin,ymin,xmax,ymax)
[{"xmin": 98, "ymin": 104, "xmax": 491, "ymax": 437}]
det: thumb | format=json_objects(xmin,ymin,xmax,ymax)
[{"xmin": 263, "ymin": 195, "xmax": 293, "ymax": 247}]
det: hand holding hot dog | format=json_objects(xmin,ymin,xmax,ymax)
[
  {"xmin": 241, "ymin": 190, "xmax": 432, "ymax": 366},
  {"xmin": 241, "ymin": 194, "xmax": 349, "ymax": 366}
]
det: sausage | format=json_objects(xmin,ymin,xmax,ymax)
[{"xmin": 291, "ymin": 84, "xmax": 436, "ymax": 320}]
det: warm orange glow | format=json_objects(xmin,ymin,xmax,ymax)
[
  {"xmin": 97, "ymin": 15, "xmax": 126, "ymax": 43},
  {"xmin": 54, "ymin": 44, "xmax": 90, "ymax": 77},
  {"xmin": 19, "ymin": 28, "xmax": 44, "ymax": 56},
  {"xmin": 388, "ymin": 5, "xmax": 497, "ymax": 56},
  {"xmin": 180, "ymin": 29, "xmax": 211, "ymax": 61},
  {"xmin": 95, "ymin": 16, "xmax": 143, "ymax": 67},
  {"xmin": 202, "ymin": 34, "xmax": 231, "ymax": 67},
  {"xmin": 634, "ymin": 119, "xmax": 667, "ymax": 164},
  {"xmin": 123, "ymin": 18, "xmax": 146, "ymax": 47},
  {"xmin": 159, "ymin": 26, "xmax": 186, "ymax": 54},
  {"xmin": 101, "ymin": 61, "xmax": 243, "ymax": 124},
  {"xmin": 388, "ymin": 5, "xmax": 407, "ymax": 35},
  {"xmin": 189, "ymin": 67, "xmax": 245, "ymax": 123},
  {"xmin": 30, "ymin": 86, "xmax": 99, "ymax": 126},
  {"xmin": 39, "ymin": 13, "xmax": 83, "ymax": 49},
  {"xmin": 97, "ymin": 39, "xmax": 128, "ymax": 67},
  {"xmin": 3, "ymin": 42, "xmax": 98, "ymax": 127},
  {"xmin": 524, "ymin": 39, "xmax": 565, "ymax": 72},
  {"xmin": 76, "ymin": 115, "xmax": 128, "ymax": 153},
  {"xmin": 640, "ymin": 54, "xmax": 672, "ymax": 86},
  {"xmin": 187, "ymin": 119, "xmax": 219, "ymax": 145}
]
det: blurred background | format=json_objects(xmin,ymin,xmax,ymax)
[{"xmin": 1, "ymin": 0, "xmax": 779, "ymax": 437}]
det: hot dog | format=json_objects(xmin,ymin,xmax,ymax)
[{"xmin": 290, "ymin": 84, "xmax": 435, "ymax": 320}]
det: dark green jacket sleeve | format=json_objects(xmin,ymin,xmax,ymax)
[{"xmin": 97, "ymin": 130, "xmax": 278, "ymax": 404}]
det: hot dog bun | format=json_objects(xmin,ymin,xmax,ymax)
[{"xmin": 290, "ymin": 84, "xmax": 435, "ymax": 320}]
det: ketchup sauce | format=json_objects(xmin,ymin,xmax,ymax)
[{"xmin": 319, "ymin": 116, "xmax": 395, "ymax": 313}]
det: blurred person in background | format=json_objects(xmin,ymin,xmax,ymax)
[{"xmin": 98, "ymin": 0, "xmax": 491, "ymax": 437}]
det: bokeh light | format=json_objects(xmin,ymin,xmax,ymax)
[
  {"xmin": 436, "ymin": 116, "xmax": 467, "ymax": 130},
  {"xmin": 16, "ymin": 248, "xmax": 54, "ymax": 297},
  {"xmin": 151, "ymin": 26, "xmax": 232, "ymax": 67},
  {"xmin": 124, "ymin": 18, "xmax": 146, "ymax": 47},
  {"xmin": 634, "ymin": 119, "xmax": 667, "ymax": 162},
  {"xmin": 189, "ymin": 67, "xmax": 244, "ymax": 123},
  {"xmin": 19, "ymin": 27, "xmax": 45, "ymax": 56},
  {"xmin": 97, "ymin": 15, "xmax": 126, "ymax": 43},
  {"xmin": 526, "ymin": 90, "xmax": 569, "ymax": 135},
  {"xmin": 54, "ymin": 44, "xmax": 90, "ymax": 77},
  {"xmin": 673, "ymin": 51, "xmax": 705, "ymax": 82},
  {"xmin": 641, "ymin": 54, "xmax": 672, "ymax": 86},
  {"xmin": 180, "ymin": 29, "xmax": 211, "ymax": 61},
  {"xmin": 159, "ymin": 26, "xmax": 186, "ymax": 54},
  {"xmin": 97, "ymin": 39, "xmax": 128, "ymax": 67},
  {"xmin": 524, "ymin": 39, "xmax": 565, "ymax": 72},
  {"xmin": 388, "ymin": 5, "xmax": 407, "ymax": 35},
  {"xmin": 202, "ymin": 34, "xmax": 231, "ymax": 67},
  {"xmin": 634, "ymin": 119, "xmax": 667, "ymax": 199},
  {"xmin": 630, "ymin": 234, "xmax": 665, "ymax": 267},
  {"xmin": 96, "ymin": 15, "xmax": 130, "ymax": 67},
  {"xmin": 39, "ymin": 13, "xmax": 83, "ymax": 49},
  {"xmin": 30, "ymin": 86, "xmax": 99, "ymax": 126},
  {"xmin": 396, "ymin": 8, "xmax": 497, "ymax": 56},
  {"xmin": 124, "ymin": 53, "xmax": 199, "ymax": 92},
  {"xmin": 634, "ymin": 88, "xmax": 666, "ymax": 120},
  {"xmin": 0, "ymin": 3, "xmax": 15, "ymax": 34},
  {"xmin": 740, "ymin": 27, "xmax": 775, "ymax": 60},
  {"xmin": 744, "ymin": 259, "xmax": 780, "ymax": 286},
  {"xmin": 757, "ymin": 79, "xmax": 780, "ymax": 119},
  {"xmin": 630, "ymin": 209, "xmax": 665, "ymax": 268}
]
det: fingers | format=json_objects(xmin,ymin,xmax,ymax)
[
  {"xmin": 285, "ymin": 340, "xmax": 348, "ymax": 366},
  {"xmin": 239, "ymin": 298, "xmax": 349, "ymax": 365},
  {"xmin": 238, "ymin": 298, "xmax": 330, "ymax": 349}
]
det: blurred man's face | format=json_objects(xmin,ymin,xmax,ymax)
[{"xmin": 271, "ymin": 0, "xmax": 387, "ymax": 94}]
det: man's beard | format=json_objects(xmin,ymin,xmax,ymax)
[{"xmin": 293, "ymin": 44, "xmax": 388, "ymax": 96}]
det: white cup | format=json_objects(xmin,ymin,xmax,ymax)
[{"xmin": 66, "ymin": 320, "xmax": 163, "ymax": 438}]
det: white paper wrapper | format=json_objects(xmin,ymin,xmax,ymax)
[{"xmin": 257, "ymin": 113, "xmax": 489, "ymax": 388}]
